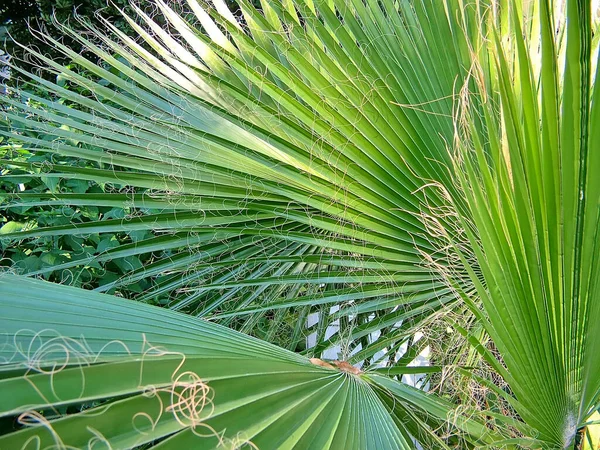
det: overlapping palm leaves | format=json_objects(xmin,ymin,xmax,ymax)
[
  {"xmin": 1, "ymin": 0, "xmax": 599, "ymax": 447},
  {"xmin": 2, "ymin": 0, "xmax": 480, "ymax": 366}
]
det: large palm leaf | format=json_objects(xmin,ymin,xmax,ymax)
[
  {"xmin": 0, "ymin": 274, "xmax": 497, "ymax": 448},
  {"xmin": 1, "ymin": 0, "xmax": 482, "ymax": 366},
  {"xmin": 437, "ymin": 0, "xmax": 600, "ymax": 447}
]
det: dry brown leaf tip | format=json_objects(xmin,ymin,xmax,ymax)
[
  {"xmin": 309, "ymin": 358, "xmax": 361, "ymax": 375},
  {"xmin": 331, "ymin": 360, "xmax": 362, "ymax": 375},
  {"xmin": 309, "ymin": 357, "xmax": 336, "ymax": 370}
]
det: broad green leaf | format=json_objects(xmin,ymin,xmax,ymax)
[{"xmin": 0, "ymin": 274, "xmax": 412, "ymax": 449}]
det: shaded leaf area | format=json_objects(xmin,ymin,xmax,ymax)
[
  {"xmin": 1, "ymin": 0, "xmax": 177, "ymax": 81},
  {"xmin": 1, "ymin": 144, "xmax": 156, "ymax": 292}
]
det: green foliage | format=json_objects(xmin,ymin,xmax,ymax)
[
  {"xmin": 1, "ymin": 0, "xmax": 133, "ymax": 76},
  {"xmin": 0, "ymin": 0, "xmax": 39, "ymax": 25},
  {"xmin": 0, "ymin": 113, "xmax": 156, "ymax": 293},
  {"xmin": 0, "ymin": 0, "xmax": 599, "ymax": 448},
  {"xmin": 0, "ymin": 275, "xmax": 426, "ymax": 449}
]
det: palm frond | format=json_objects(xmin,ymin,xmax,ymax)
[
  {"xmin": 0, "ymin": 274, "xmax": 489, "ymax": 448},
  {"xmin": 438, "ymin": 0, "xmax": 600, "ymax": 446},
  {"xmin": 1, "ymin": 0, "xmax": 486, "ymax": 362}
]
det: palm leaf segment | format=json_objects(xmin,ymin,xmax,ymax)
[
  {"xmin": 444, "ymin": 0, "xmax": 600, "ymax": 447},
  {"xmin": 0, "ymin": 275, "xmax": 406, "ymax": 448}
]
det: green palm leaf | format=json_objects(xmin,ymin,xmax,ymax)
[
  {"xmin": 1, "ymin": 0, "xmax": 484, "ymax": 363},
  {"xmin": 0, "ymin": 274, "xmax": 494, "ymax": 449},
  {"xmin": 0, "ymin": 274, "xmax": 409, "ymax": 448},
  {"xmin": 436, "ymin": 0, "xmax": 600, "ymax": 446}
]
